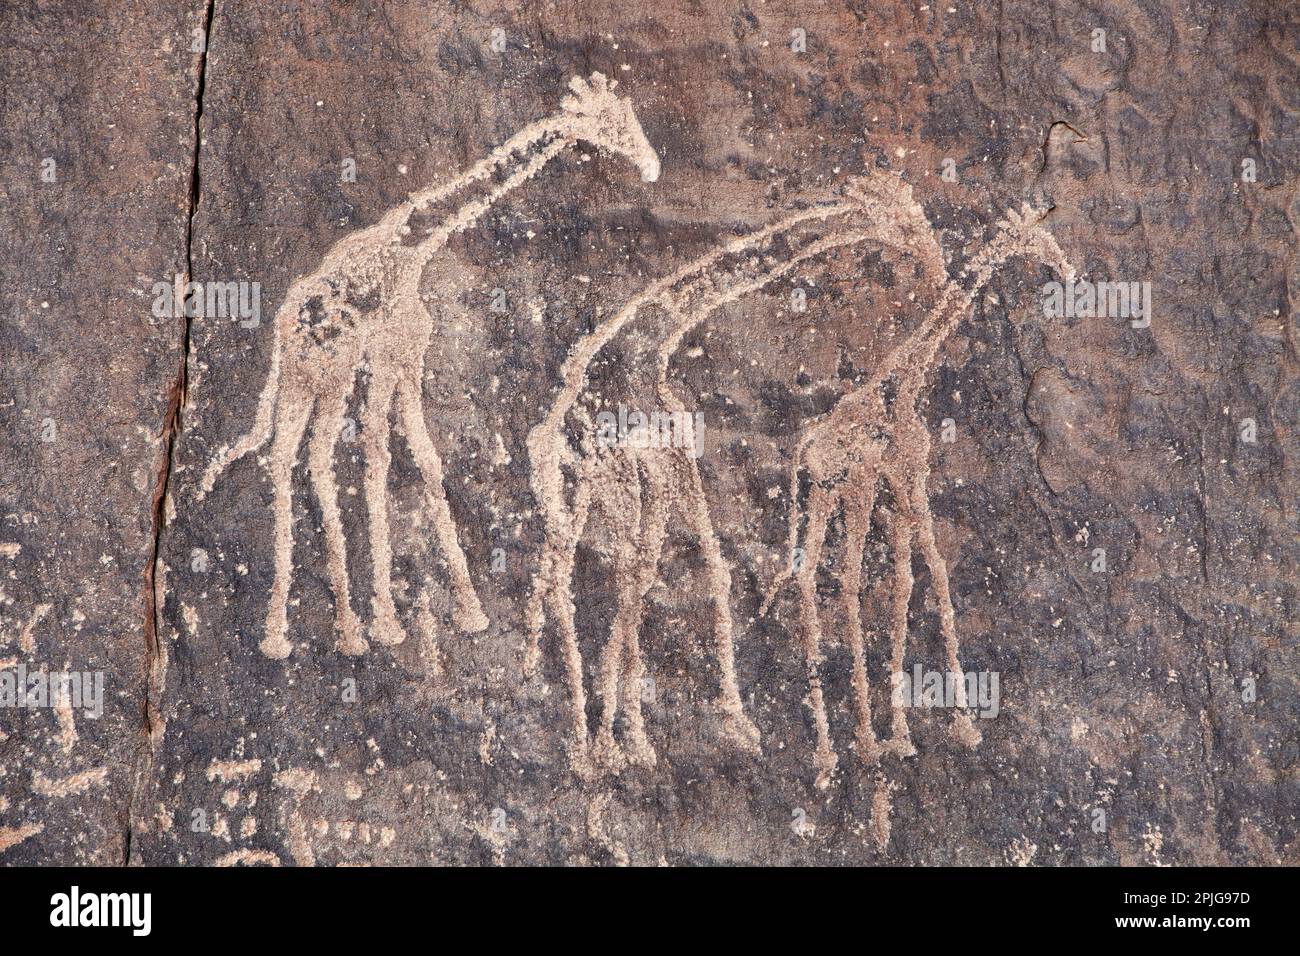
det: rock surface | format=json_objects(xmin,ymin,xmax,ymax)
[{"xmin": 1, "ymin": 0, "xmax": 1296, "ymax": 865}]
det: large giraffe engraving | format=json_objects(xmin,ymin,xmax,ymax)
[
  {"xmin": 525, "ymin": 172, "xmax": 944, "ymax": 776},
  {"xmin": 198, "ymin": 74, "xmax": 660, "ymax": 659},
  {"xmin": 763, "ymin": 202, "xmax": 1074, "ymax": 789}
]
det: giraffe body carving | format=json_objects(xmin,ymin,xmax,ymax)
[{"xmin": 198, "ymin": 74, "xmax": 660, "ymax": 659}]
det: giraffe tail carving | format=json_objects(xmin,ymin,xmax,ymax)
[{"xmin": 196, "ymin": 316, "xmax": 283, "ymax": 501}]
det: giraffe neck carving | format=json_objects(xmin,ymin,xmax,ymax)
[
  {"xmin": 396, "ymin": 117, "xmax": 574, "ymax": 267},
  {"xmin": 533, "ymin": 198, "xmax": 862, "ymax": 452},
  {"xmin": 406, "ymin": 115, "xmax": 572, "ymax": 218},
  {"xmin": 874, "ymin": 205, "xmax": 1073, "ymax": 402}
]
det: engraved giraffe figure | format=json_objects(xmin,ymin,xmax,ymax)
[
  {"xmin": 525, "ymin": 173, "xmax": 934, "ymax": 775},
  {"xmin": 763, "ymin": 203, "xmax": 1074, "ymax": 788},
  {"xmin": 198, "ymin": 74, "xmax": 660, "ymax": 659}
]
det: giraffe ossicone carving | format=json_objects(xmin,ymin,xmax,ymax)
[{"xmin": 197, "ymin": 72, "xmax": 660, "ymax": 660}]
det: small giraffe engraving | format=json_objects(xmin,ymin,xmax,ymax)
[{"xmin": 763, "ymin": 201, "xmax": 1074, "ymax": 788}]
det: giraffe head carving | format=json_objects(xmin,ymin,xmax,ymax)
[
  {"xmin": 841, "ymin": 171, "xmax": 947, "ymax": 286},
  {"xmin": 986, "ymin": 204, "xmax": 1076, "ymax": 286},
  {"xmin": 561, "ymin": 72, "xmax": 661, "ymax": 183}
]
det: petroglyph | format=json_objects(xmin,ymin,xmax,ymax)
[
  {"xmin": 17, "ymin": 602, "xmax": 50, "ymax": 655},
  {"xmin": 273, "ymin": 767, "xmax": 317, "ymax": 794},
  {"xmin": 273, "ymin": 767, "xmax": 320, "ymax": 866},
  {"xmin": 54, "ymin": 663, "xmax": 77, "ymax": 755},
  {"xmin": 32, "ymin": 766, "xmax": 110, "ymax": 798},
  {"xmin": 0, "ymin": 822, "xmax": 42, "ymax": 854},
  {"xmin": 870, "ymin": 775, "xmax": 894, "ymax": 851},
  {"xmin": 205, "ymin": 758, "xmax": 262, "ymax": 783},
  {"xmin": 214, "ymin": 848, "xmax": 282, "ymax": 867},
  {"xmin": 198, "ymin": 73, "xmax": 660, "ymax": 659},
  {"xmin": 268, "ymin": 767, "xmax": 415, "ymax": 865},
  {"xmin": 526, "ymin": 171, "xmax": 938, "ymax": 776},
  {"xmin": 763, "ymin": 201, "xmax": 1074, "ymax": 789}
]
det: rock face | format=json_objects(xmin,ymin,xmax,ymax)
[{"xmin": 1, "ymin": 1, "xmax": 1296, "ymax": 866}]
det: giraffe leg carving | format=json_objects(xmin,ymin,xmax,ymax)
[
  {"xmin": 262, "ymin": 398, "xmax": 314, "ymax": 660},
  {"xmin": 619, "ymin": 623, "xmax": 657, "ymax": 769},
  {"xmin": 842, "ymin": 485, "xmax": 883, "ymax": 766},
  {"xmin": 882, "ymin": 475, "xmax": 917, "ymax": 758},
  {"xmin": 397, "ymin": 380, "xmax": 489, "ymax": 634},
  {"xmin": 620, "ymin": 461, "xmax": 669, "ymax": 769},
  {"xmin": 907, "ymin": 454, "xmax": 982, "ymax": 749},
  {"xmin": 593, "ymin": 610, "xmax": 629, "ymax": 773},
  {"xmin": 678, "ymin": 454, "xmax": 760, "ymax": 755},
  {"xmin": 794, "ymin": 486, "xmax": 837, "ymax": 787},
  {"xmin": 555, "ymin": 478, "xmax": 596, "ymax": 777},
  {"xmin": 307, "ymin": 390, "xmax": 367, "ymax": 657},
  {"xmin": 594, "ymin": 463, "xmax": 642, "ymax": 772},
  {"xmin": 362, "ymin": 372, "xmax": 403, "ymax": 646}
]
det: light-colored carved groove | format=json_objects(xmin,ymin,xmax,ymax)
[
  {"xmin": 199, "ymin": 73, "xmax": 659, "ymax": 658},
  {"xmin": 0, "ymin": 823, "xmax": 43, "ymax": 854},
  {"xmin": 214, "ymin": 849, "xmax": 282, "ymax": 867},
  {"xmin": 32, "ymin": 766, "xmax": 110, "ymax": 798},
  {"xmin": 17, "ymin": 603, "xmax": 50, "ymax": 655},
  {"xmin": 870, "ymin": 774, "xmax": 893, "ymax": 851},
  {"xmin": 205, "ymin": 758, "xmax": 262, "ymax": 783}
]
